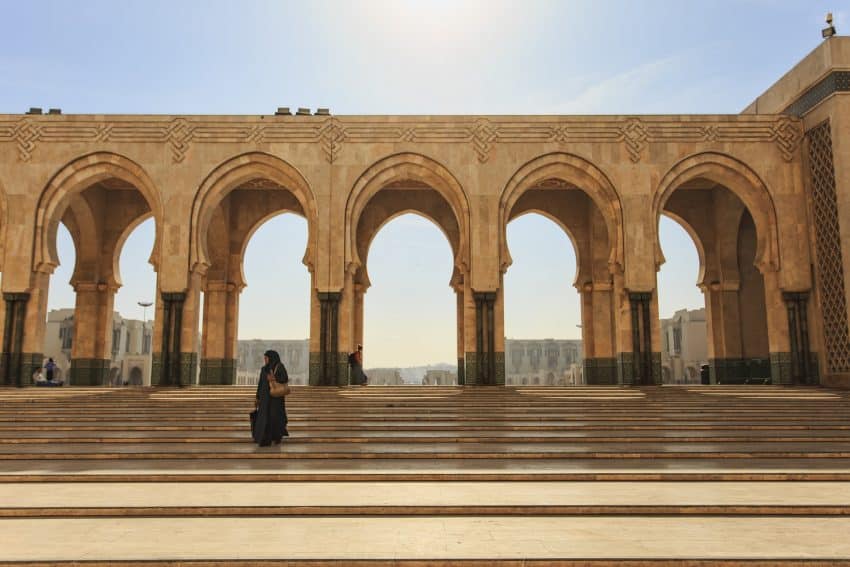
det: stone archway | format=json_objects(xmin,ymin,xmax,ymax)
[
  {"xmin": 26, "ymin": 152, "xmax": 163, "ymax": 386},
  {"xmin": 501, "ymin": 153, "xmax": 625, "ymax": 385},
  {"xmin": 654, "ymin": 152, "xmax": 790, "ymax": 385},
  {"xmin": 191, "ymin": 153, "xmax": 318, "ymax": 385},
  {"xmin": 190, "ymin": 152, "xmax": 318, "ymax": 275},
  {"xmin": 343, "ymin": 153, "xmax": 470, "ymax": 386}
]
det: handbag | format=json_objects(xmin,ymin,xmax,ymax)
[{"xmin": 267, "ymin": 364, "xmax": 291, "ymax": 398}]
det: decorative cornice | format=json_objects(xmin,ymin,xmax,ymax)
[
  {"xmin": 784, "ymin": 71, "xmax": 850, "ymax": 117},
  {"xmin": 0, "ymin": 115, "xmax": 803, "ymax": 164}
]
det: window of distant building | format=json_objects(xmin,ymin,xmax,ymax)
[{"xmin": 672, "ymin": 327, "xmax": 682, "ymax": 355}]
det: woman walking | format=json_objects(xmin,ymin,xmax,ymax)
[{"xmin": 253, "ymin": 350, "xmax": 289, "ymax": 446}]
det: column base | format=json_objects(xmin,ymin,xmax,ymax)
[
  {"xmin": 710, "ymin": 357, "xmax": 772, "ymax": 384},
  {"xmin": 583, "ymin": 358, "xmax": 618, "ymax": 385},
  {"xmin": 614, "ymin": 353, "xmax": 661, "ymax": 386},
  {"xmin": 494, "ymin": 352, "xmax": 505, "ymax": 385},
  {"xmin": 308, "ymin": 352, "xmax": 349, "ymax": 386},
  {"xmin": 459, "ymin": 352, "xmax": 504, "ymax": 386},
  {"xmin": 70, "ymin": 358, "xmax": 110, "ymax": 386},
  {"xmin": 199, "ymin": 358, "xmax": 236, "ymax": 385},
  {"xmin": 2, "ymin": 352, "xmax": 44, "ymax": 386},
  {"xmin": 151, "ymin": 353, "xmax": 198, "ymax": 386}
]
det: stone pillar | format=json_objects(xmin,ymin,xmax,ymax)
[
  {"xmin": 581, "ymin": 282, "xmax": 618, "ymax": 384},
  {"xmin": 783, "ymin": 291, "xmax": 817, "ymax": 385},
  {"xmin": 153, "ymin": 292, "xmax": 188, "ymax": 386},
  {"xmin": 0, "ymin": 293, "xmax": 31, "ymax": 387},
  {"xmin": 199, "ymin": 282, "xmax": 238, "ymax": 385},
  {"xmin": 762, "ymin": 268, "xmax": 791, "ymax": 385},
  {"xmin": 472, "ymin": 291, "xmax": 499, "ymax": 385},
  {"xmin": 455, "ymin": 286, "xmax": 465, "ymax": 385},
  {"xmin": 69, "ymin": 282, "xmax": 116, "ymax": 386},
  {"xmin": 353, "ymin": 284, "xmax": 365, "ymax": 351},
  {"xmin": 312, "ymin": 291, "xmax": 343, "ymax": 386},
  {"xmin": 704, "ymin": 281, "xmax": 743, "ymax": 384},
  {"xmin": 620, "ymin": 291, "xmax": 660, "ymax": 386}
]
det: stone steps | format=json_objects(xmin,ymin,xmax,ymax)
[{"xmin": 2, "ymin": 385, "xmax": 850, "ymax": 563}]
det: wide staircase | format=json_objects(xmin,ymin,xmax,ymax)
[{"xmin": 1, "ymin": 385, "xmax": 850, "ymax": 564}]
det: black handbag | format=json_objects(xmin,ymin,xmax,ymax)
[{"xmin": 250, "ymin": 410, "xmax": 257, "ymax": 437}]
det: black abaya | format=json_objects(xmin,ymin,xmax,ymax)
[{"xmin": 253, "ymin": 362, "xmax": 289, "ymax": 445}]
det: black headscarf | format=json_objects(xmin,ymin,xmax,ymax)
[{"xmin": 263, "ymin": 350, "xmax": 282, "ymax": 373}]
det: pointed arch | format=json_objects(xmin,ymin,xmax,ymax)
[
  {"xmin": 653, "ymin": 152, "xmax": 780, "ymax": 273},
  {"xmin": 345, "ymin": 152, "xmax": 470, "ymax": 274},
  {"xmin": 500, "ymin": 152, "xmax": 624, "ymax": 274},
  {"xmin": 33, "ymin": 152, "xmax": 163, "ymax": 275},
  {"xmin": 190, "ymin": 152, "xmax": 318, "ymax": 276}
]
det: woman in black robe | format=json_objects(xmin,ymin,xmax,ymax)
[{"xmin": 253, "ymin": 350, "xmax": 289, "ymax": 446}]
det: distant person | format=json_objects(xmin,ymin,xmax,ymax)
[
  {"xmin": 44, "ymin": 358, "xmax": 57, "ymax": 382},
  {"xmin": 252, "ymin": 350, "xmax": 289, "ymax": 447},
  {"xmin": 33, "ymin": 368, "xmax": 46, "ymax": 385},
  {"xmin": 348, "ymin": 344, "xmax": 368, "ymax": 385}
]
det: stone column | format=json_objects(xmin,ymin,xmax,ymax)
[
  {"xmin": 472, "ymin": 291, "xmax": 498, "ymax": 385},
  {"xmin": 763, "ymin": 269, "xmax": 792, "ymax": 385},
  {"xmin": 454, "ymin": 286, "xmax": 465, "ymax": 384},
  {"xmin": 0, "ymin": 293, "xmax": 31, "ymax": 386},
  {"xmin": 199, "ymin": 281, "xmax": 238, "ymax": 385},
  {"xmin": 581, "ymin": 282, "xmax": 618, "ymax": 384},
  {"xmin": 69, "ymin": 282, "xmax": 117, "ymax": 386},
  {"xmin": 153, "ymin": 292, "xmax": 188, "ymax": 386},
  {"xmin": 313, "ymin": 291, "xmax": 343, "ymax": 386},
  {"xmin": 620, "ymin": 291, "xmax": 660, "ymax": 386},
  {"xmin": 353, "ymin": 284, "xmax": 365, "ymax": 350},
  {"xmin": 783, "ymin": 291, "xmax": 817, "ymax": 385},
  {"xmin": 704, "ymin": 281, "xmax": 743, "ymax": 384}
]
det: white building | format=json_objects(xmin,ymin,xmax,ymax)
[
  {"xmin": 43, "ymin": 309, "xmax": 153, "ymax": 385},
  {"xmin": 505, "ymin": 339, "xmax": 583, "ymax": 386},
  {"xmin": 236, "ymin": 339, "xmax": 309, "ymax": 385},
  {"xmin": 661, "ymin": 308, "xmax": 708, "ymax": 384}
]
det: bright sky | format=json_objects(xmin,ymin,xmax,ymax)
[{"xmin": 4, "ymin": 1, "xmax": 842, "ymax": 367}]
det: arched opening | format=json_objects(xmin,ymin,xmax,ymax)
[
  {"xmin": 501, "ymin": 154, "xmax": 623, "ymax": 386},
  {"xmin": 38, "ymin": 156, "xmax": 161, "ymax": 387},
  {"xmin": 235, "ymin": 213, "xmax": 310, "ymax": 385},
  {"xmin": 362, "ymin": 213, "xmax": 456, "ymax": 383},
  {"xmin": 657, "ymin": 215, "xmax": 707, "ymax": 385},
  {"xmin": 657, "ymin": 170, "xmax": 773, "ymax": 385},
  {"xmin": 504, "ymin": 212, "xmax": 582, "ymax": 386},
  {"xmin": 346, "ymin": 154, "xmax": 469, "ymax": 386},
  {"xmin": 194, "ymin": 157, "xmax": 316, "ymax": 386}
]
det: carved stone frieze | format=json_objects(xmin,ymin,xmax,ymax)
[{"xmin": 0, "ymin": 115, "xmax": 803, "ymax": 164}]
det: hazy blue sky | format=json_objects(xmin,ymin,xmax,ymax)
[{"xmin": 4, "ymin": 1, "xmax": 842, "ymax": 367}]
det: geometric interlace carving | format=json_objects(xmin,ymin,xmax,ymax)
[{"xmin": 807, "ymin": 121, "xmax": 850, "ymax": 373}]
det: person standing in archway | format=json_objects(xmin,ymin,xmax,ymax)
[
  {"xmin": 252, "ymin": 350, "xmax": 289, "ymax": 446},
  {"xmin": 349, "ymin": 345, "xmax": 368, "ymax": 386}
]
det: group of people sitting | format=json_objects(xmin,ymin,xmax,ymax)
[{"xmin": 33, "ymin": 358, "xmax": 64, "ymax": 386}]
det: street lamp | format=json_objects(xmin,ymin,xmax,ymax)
[{"xmin": 138, "ymin": 301, "xmax": 153, "ymax": 354}]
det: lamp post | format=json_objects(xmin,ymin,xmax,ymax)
[{"xmin": 138, "ymin": 301, "xmax": 153, "ymax": 354}]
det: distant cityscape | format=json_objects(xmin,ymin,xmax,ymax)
[{"xmin": 41, "ymin": 307, "xmax": 708, "ymax": 386}]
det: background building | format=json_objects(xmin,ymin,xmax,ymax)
[
  {"xmin": 505, "ymin": 339, "xmax": 583, "ymax": 386},
  {"xmin": 661, "ymin": 308, "xmax": 708, "ymax": 384},
  {"xmin": 43, "ymin": 309, "xmax": 152, "ymax": 385},
  {"xmin": 366, "ymin": 368, "xmax": 404, "ymax": 385},
  {"xmin": 422, "ymin": 369, "xmax": 457, "ymax": 385},
  {"xmin": 236, "ymin": 339, "xmax": 309, "ymax": 385}
]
